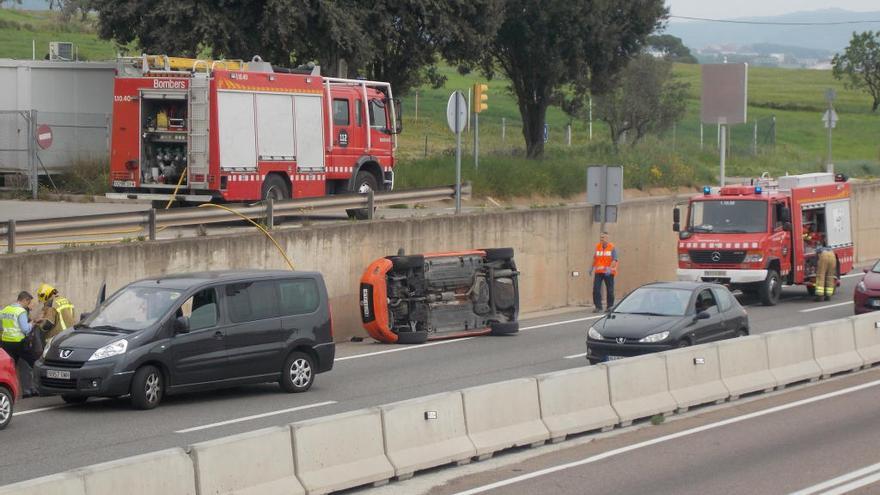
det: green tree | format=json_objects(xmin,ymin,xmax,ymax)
[
  {"xmin": 647, "ymin": 34, "xmax": 697, "ymax": 63},
  {"xmin": 593, "ymin": 55, "xmax": 689, "ymax": 147},
  {"xmin": 477, "ymin": 0, "xmax": 667, "ymax": 158},
  {"xmin": 832, "ymin": 31, "xmax": 880, "ymax": 112}
]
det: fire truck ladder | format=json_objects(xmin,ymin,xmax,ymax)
[
  {"xmin": 188, "ymin": 75, "xmax": 210, "ymax": 189},
  {"xmin": 323, "ymin": 77, "xmax": 398, "ymax": 153}
]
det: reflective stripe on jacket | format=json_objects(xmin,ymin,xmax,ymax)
[
  {"xmin": 593, "ymin": 242, "xmax": 617, "ymax": 276},
  {"xmin": 1, "ymin": 304, "xmax": 27, "ymax": 343},
  {"xmin": 53, "ymin": 296, "xmax": 75, "ymax": 331}
]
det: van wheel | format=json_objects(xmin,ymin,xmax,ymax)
[
  {"xmin": 281, "ymin": 352, "xmax": 314, "ymax": 393},
  {"xmin": 759, "ymin": 270, "xmax": 782, "ymax": 306},
  {"xmin": 61, "ymin": 395, "xmax": 88, "ymax": 405},
  {"xmin": 346, "ymin": 171, "xmax": 379, "ymax": 220},
  {"xmin": 130, "ymin": 365, "xmax": 163, "ymax": 410},
  {"xmin": 0, "ymin": 386, "xmax": 12, "ymax": 430}
]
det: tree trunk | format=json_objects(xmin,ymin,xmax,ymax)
[{"xmin": 520, "ymin": 100, "xmax": 549, "ymax": 159}]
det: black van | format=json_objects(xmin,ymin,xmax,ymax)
[{"xmin": 34, "ymin": 270, "xmax": 335, "ymax": 409}]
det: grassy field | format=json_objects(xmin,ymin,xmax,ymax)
[{"xmin": 2, "ymin": 7, "xmax": 878, "ymax": 198}]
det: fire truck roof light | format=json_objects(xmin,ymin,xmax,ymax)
[
  {"xmin": 703, "ymin": 186, "xmax": 711, "ymax": 195},
  {"xmin": 755, "ymin": 186, "xmax": 763, "ymax": 194}
]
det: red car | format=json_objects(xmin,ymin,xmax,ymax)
[
  {"xmin": 0, "ymin": 349, "xmax": 20, "ymax": 430},
  {"xmin": 854, "ymin": 260, "xmax": 880, "ymax": 314}
]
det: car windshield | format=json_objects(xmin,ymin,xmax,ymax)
[
  {"xmin": 82, "ymin": 286, "xmax": 183, "ymax": 332},
  {"xmin": 688, "ymin": 200, "xmax": 768, "ymax": 233},
  {"xmin": 613, "ymin": 287, "xmax": 692, "ymax": 316}
]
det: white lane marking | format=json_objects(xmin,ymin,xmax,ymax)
[
  {"xmin": 819, "ymin": 471, "xmax": 880, "ymax": 495},
  {"xmin": 13, "ymin": 404, "xmax": 68, "ymax": 416},
  {"xmin": 336, "ymin": 315, "xmax": 601, "ymax": 362},
  {"xmin": 800, "ymin": 301, "xmax": 853, "ymax": 313},
  {"xmin": 790, "ymin": 461, "xmax": 880, "ymax": 495},
  {"xmin": 450, "ymin": 378, "xmax": 880, "ymax": 495},
  {"xmin": 175, "ymin": 401, "xmax": 337, "ymax": 433},
  {"xmin": 564, "ymin": 352, "xmax": 587, "ymax": 360}
]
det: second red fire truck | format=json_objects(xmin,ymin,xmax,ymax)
[
  {"xmin": 107, "ymin": 55, "xmax": 401, "ymax": 216},
  {"xmin": 675, "ymin": 172, "xmax": 854, "ymax": 305}
]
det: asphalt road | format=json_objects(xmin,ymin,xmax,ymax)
[
  {"xmin": 0, "ymin": 270, "xmax": 871, "ymax": 486},
  {"xmin": 427, "ymin": 366, "xmax": 880, "ymax": 495}
]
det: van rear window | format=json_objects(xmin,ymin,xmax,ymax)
[{"xmin": 279, "ymin": 279, "xmax": 319, "ymax": 315}]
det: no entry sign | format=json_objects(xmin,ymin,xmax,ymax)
[{"xmin": 36, "ymin": 124, "xmax": 53, "ymax": 150}]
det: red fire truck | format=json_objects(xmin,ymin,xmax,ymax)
[
  {"xmin": 674, "ymin": 173, "xmax": 854, "ymax": 305},
  {"xmin": 106, "ymin": 55, "xmax": 401, "ymax": 215}
]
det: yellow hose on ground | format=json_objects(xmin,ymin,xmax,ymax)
[{"xmin": 197, "ymin": 203, "xmax": 295, "ymax": 271}]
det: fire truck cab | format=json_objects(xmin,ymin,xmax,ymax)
[
  {"xmin": 107, "ymin": 55, "xmax": 401, "ymax": 212},
  {"xmin": 674, "ymin": 172, "xmax": 854, "ymax": 305}
]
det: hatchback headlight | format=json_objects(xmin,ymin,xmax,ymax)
[
  {"xmin": 857, "ymin": 281, "xmax": 867, "ymax": 293},
  {"xmin": 88, "ymin": 339, "xmax": 128, "ymax": 361},
  {"xmin": 639, "ymin": 331, "xmax": 670, "ymax": 343},
  {"xmin": 588, "ymin": 326, "xmax": 603, "ymax": 340}
]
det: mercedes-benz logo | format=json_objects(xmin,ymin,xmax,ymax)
[
  {"xmin": 60, "ymin": 349, "xmax": 73, "ymax": 359},
  {"xmin": 616, "ymin": 337, "xmax": 626, "ymax": 344},
  {"xmin": 711, "ymin": 251, "xmax": 722, "ymax": 262}
]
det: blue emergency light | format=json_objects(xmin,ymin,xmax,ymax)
[
  {"xmin": 703, "ymin": 186, "xmax": 711, "ymax": 195},
  {"xmin": 755, "ymin": 186, "xmax": 763, "ymax": 194}
]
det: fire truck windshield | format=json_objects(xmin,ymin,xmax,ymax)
[{"xmin": 688, "ymin": 200, "xmax": 768, "ymax": 234}]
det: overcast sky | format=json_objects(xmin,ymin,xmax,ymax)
[{"xmin": 667, "ymin": 0, "xmax": 880, "ymax": 19}]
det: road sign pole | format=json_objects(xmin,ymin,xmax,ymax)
[
  {"xmin": 474, "ymin": 113, "xmax": 479, "ymax": 170},
  {"xmin": 455, "ymin": 92, "xmax": 462, "ymax": 214},
  {"xmin": 599, "ymin": 164, "xmax": 608, "ymax": 233}
]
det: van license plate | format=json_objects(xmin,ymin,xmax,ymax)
[
  {"xmin": 705, "ymin": 271, "xmax": 727, "ymax": 277},
  {"xmin": 46, "ymin": 370, "xmax": 70, "ymax": 379},
  {"xmin": 605, "ymin": 355, "xmax": 625, "ymax": 361}
]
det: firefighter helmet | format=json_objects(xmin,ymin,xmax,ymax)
[{"xmin": 37, "ymin": 283, "xmax": 57, "ymax": 302}]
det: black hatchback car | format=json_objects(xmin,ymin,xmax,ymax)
[
  {"xmin": 35, "ymin": 270, "xmax": 335, "ymax": 409},
  {"xmin": 586, "ymin": 281, "xmax": 748, "ymax": 364}
]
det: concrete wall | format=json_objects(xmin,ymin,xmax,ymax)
[{"xmin": 1, "ymin": 180, "xmax": 877, "ymax": 341}]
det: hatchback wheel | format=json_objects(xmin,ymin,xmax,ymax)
[
  {"xmin": 0, "ymin": 386, "xmax": 12, "ymax": 430},
  {"xmin": 130, "ymin": 365, "xmax": 163, "ymax": 410},
  {"xmin": 281, "ymin": 352, "xmax": 315, "ymax": 393}
]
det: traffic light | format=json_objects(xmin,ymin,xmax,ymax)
[{"xmin": 473, "ymin": 83, "xmax": 488, "ymax": 113}]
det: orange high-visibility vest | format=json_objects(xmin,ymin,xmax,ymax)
[{"xmin": 593, "ymin": 242, "xmax": 617, "ymax": 276}]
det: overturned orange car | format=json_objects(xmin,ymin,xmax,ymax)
[{"xmin": 359, "ymin": 248, "xmax": 520, "ymax": 344}]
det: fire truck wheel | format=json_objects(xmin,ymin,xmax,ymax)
[
  {"xmin": 759, "ymin": 270, "xmax": 782, "ymax": 306},
  {"xmin": 346, "ymin": 171, "xmax": 379, "ymax": 220},
  {"xmin": 395, "ymin": 330, "xmax": 428, "ymax": 344},
  {"xmin": 261, "ymin": 175, "xmax": 290, "ymax": 202}
]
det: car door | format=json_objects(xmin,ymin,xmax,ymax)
[
  {"xmin": 692, "ymin": 288, "xmax": 725, "ymax": 344},
  {"xmin": 712, "ymin": 287, "xmax": 739, "ymax": 339},
  {"xmin": 169, "ymin": 287, "xmax": 227, "ymax": 386},
  {"xmin": 223, "ymin": 281, "xmax": 284, "ymax": 379}
]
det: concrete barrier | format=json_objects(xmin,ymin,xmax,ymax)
[
  {"xmin": 291, "ymin": 408, "xmax": 394, "ymax": 494},
  {"xmin": 717, "ymin": 335, "xmax": 777, "ymax": 400},
  {"xmin": 79, "ymin": 448, "xmax": 195, "ymax": 495},
  {"xmin": 664, "ymin": 343, "xmax": 729, "ymax": 413},
  {"xmin": 536, "ymin": 366, "xmax": 619, "ymax": 442},
  {"xmin": 765, "ymin": 327, "xmax": 821, "ymax": 388},
  {"xmin": 380, "ymin": 391, "xmax": 475, "ymax": 480},
  {"xmin": 852, "ymin": 312, "xmax": 880, "ymax": 365},
  {"xmin": 189, "ymin": 426, "xmax": 304, "ymax": 495},
  {"xmin": 461, "ymin": 378, "xmax": 550, "ymax": 460},
  {"xmin": 606, "ymin": 354, "xmax": 677, "ymax": 426},
  {"xmin": 811, "ymin": 319, "xmax": 864, "ymax": 378},
  {"xmin": 0, "ymin": 473, "xmax": 85, "ymax": 495}
]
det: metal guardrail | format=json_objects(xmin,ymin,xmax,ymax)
[{"xmin": 0, "ymin": 183, "xmax": 471, "ymax": 253}]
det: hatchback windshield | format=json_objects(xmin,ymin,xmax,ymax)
[
  {"xmin": 613, "ymin": 287, "xmax": 692, "ymax": 316},
  {"xmin": 83, "ymin": 287, "xmax": 183, "ymax": 331},
  {"xmin": 688, "ymin": 200, "xmax": 768, "ymax": 233}
]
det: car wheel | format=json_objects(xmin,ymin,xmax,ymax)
[
  {"xmin": 281, "ymin": 352, "xmax": 315, "ymax": 393},
  {"xmin": 346, "ymin": 171, "xmax": 379, "ymax": 220},
  {"xmin": 388, "ymin": 255, "xmax": 424, "ymax": 271},
  {"xmin": 736, "ymin": 329, "xmax": 749, "ymax": 338},
  {"xmin": 0, "ymin": 386, "xmax": 12, "ymax": 430},
  {"xmin": 489, "ymin": 321, "xmax": 519, "ymax": 336},
  {"xmin": 61, "ymin": 395, "xmax": 88, "ymax": 405},
  {"xmin": 759, "ymin": 270, "xmax": 782, "ymax": 306},
  {"xmin": 130, "ymin": 365, "xmax": 163, "ymax": 410},
  {"xmin": 677, "ymin": 339, "xmax": 691, "ymax": 348},
  {"xmin": 395, "ymin": 330, "xmax": 429, "ymax": 344}
]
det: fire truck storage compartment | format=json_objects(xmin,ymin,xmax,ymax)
[{"xmin": 140, "ymin": 91, "xmax": 188, "ymax": 186}]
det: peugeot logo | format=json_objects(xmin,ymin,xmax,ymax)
[
  {"xmin": 711, "ymin": 251, "xmax": 722, "ymax": 262},
  {"xmin": 616, "ymin": 337, "xmax": 626, "ymax": 344},
  {"xmin": 60, "ymin": 349, "xmax": 74, "ymax": 359}
]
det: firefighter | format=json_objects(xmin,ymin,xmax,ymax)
[
  {"xmin": 589, "ymin": 232, "xmax": 619, "ymax": 313},
  {"xmin": 814, "ymin": 244, "xmax": 837, "ymax": 302},
  {"xmin": 36, "ymin": 283, "xmax": 75, "ymax": 345}
]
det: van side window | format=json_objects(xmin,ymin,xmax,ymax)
[
  {"xmin": 178, "ymin": 288, "xmax": 218, "ymax": 330},
  {"xmin": 226, "ymin": 282, "xmax": 279, "ymax": 323},
  {"xmin": 279, "ymin": 279, "xmax": 320, "ymax": 315},
  {"xmin": 332, "ymin": 99, "xmax": 350, "ymax": 126}
]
